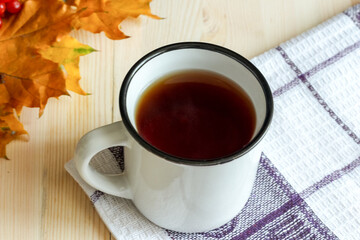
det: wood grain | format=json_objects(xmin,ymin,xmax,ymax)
[{"xmin": 1, "ymin": 0, "xmax": 359, "ymax": 239}]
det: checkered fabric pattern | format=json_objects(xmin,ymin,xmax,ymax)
[{"xmin": 65, "ymin": 4, "xmax": 360, "ymax": 239}]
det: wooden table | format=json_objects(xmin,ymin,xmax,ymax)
[{"xmin": 1, "ymin": 0, "xmax": 359, "ymax": 239}]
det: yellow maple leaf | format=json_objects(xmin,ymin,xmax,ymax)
[{"xmin": 39, "ymin": 35, "xmax": 96, "ymax": 95}]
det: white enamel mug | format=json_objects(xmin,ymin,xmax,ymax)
[{"xmin": 74, "ymin": 42, "xmax": 273, "ymax": 233}]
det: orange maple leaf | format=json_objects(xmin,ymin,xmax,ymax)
[
  {"xmin": 0, "ymin": 104, "xmax": 28, "ymax": 159},
  {"xmin": 0, "ymin": 0, "xmax": 159, "ymax": 159},
  {"xmin": 70, "ymin": 0, "xmax": 161, "ymax": 40}
]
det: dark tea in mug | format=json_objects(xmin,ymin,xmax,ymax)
[{"xmin": 135, "ymin": 70, "xmax": 256, "ymax": 160}]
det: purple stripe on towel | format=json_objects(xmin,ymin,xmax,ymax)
[
  {"xmin": 272, "ymin": 39, "xmax": 360, "ymax": 98},
  {"xmin": 303, "ymin": 40, "xmax": 360, "ymax": 80},
  {"xmin": 272, "ymin": 78, "xmax": 300, "ymax": 97},
  {"xmin": 276, "ymin": 46, "xmax": 360, "ymax": 145},
  {"xmin": 235, "ymin": 195, "xmax": 303, "ymax": 239},
  {"xmin": 109, "ymin": 146, "xmax": 125, "ymax": 171},
  {"xmin": 300, "ymin": 156, "xmax": 360, "ymax": 199},
  {"xmin": 344, "ymin": 4, "xmax": 360, "ymax": 29},
  {"xmin": 90, "ymin": 190, "xmax": 104, "ymax": 204}
]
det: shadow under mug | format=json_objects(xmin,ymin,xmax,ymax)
[{"xmin": 74, "ymin": 42, "xmax": 273, "ymax": 233}]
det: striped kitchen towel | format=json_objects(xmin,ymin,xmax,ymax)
[{"xmin": 65, "ymin": 4, "xmax": 360, "ymax": 239}]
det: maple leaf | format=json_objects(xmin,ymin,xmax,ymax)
[
  {"xmin": 0, "ymin": 0, "xmax": 79, "ymax": 114},
  {"xmin": 0, "ymin": 0, "xmax": 158, "ymax": 159},
  {"xmin": 39, "ymin": 35, "xmax": 96, "ymax": 95},
  {"xmin": 70, "ymin": 0, "xmax": 161, "ymax": 40},
  {"xmin": 0, "ymin": 104, "xmax": 27, "ymax": 159}
]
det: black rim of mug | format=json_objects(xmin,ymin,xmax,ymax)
[{"xmin": 119, "ymin": 42, "xmax": 273, "ymax": 166}]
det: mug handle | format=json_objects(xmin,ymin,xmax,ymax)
[{"xmin": 74, "ymin": 121, "xmax": 132, "ymax": 199}]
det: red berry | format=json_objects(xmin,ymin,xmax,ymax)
[
  {"xmin": 6, "ymin": 0, "xmax": 21, "ymax": 14},
  {"xmin": 0, "ymin": 0, "xmax": 12, "ymax": 3},
  {"xmin": 0, "ymin": 3, "xmax": 5, "ymax": 16}
]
